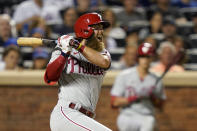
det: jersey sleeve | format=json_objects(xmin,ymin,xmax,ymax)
[
  {"xmin": 110, "ymin": 72, "xmax": 126, "ymax": 97},
  {"xmin": 153, "ymin": 81, "xmax": 166, "ymax": 100},
  {"xmin": 44, "ymin": 47, "xmax": 67, "ymax": 85},
  {"xmin": 101, "ymin": 49, "xmax": 111, "ymax": 60},
  {"xmin": 48, "ymin": 47, "xmax": 62, "ymax": 64}
]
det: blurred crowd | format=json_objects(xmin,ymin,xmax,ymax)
[{"xmin": 0, "ymin": 0, "xmax": 197, "ymax": 71}]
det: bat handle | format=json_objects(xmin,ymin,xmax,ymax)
[{"xmin": 42, "ymin": 39, "xmax": 57, "ymax": 46}]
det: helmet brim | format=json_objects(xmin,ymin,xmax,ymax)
[
  {"xmin": 100, "ymin": 21, "xmax": 110, "ymax": 29},
  {"xmin": 89, "ymin": 21, "xmax": 110, "ymax": 29}
]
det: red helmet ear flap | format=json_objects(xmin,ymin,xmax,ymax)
[
  {"xmin": 81, "ymin": 26, "xmax": 94, "ymax": 39},
  {"xmin": 74, "ymin": 16, "xmax": 94, "ymax": 39}
]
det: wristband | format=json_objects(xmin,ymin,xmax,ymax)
[
  {"xmin": 76, "ymin": 43, "xmax": 82, "ymax": 50},
  {"xmin": 77, "ymin": 43, "xmax": 85, "ymax": 53}
]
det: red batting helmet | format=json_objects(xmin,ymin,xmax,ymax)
[
  {"xmin": 74, "ymin": 12, "xmax": 110, "ymax": 39},
  {"xmin": 138, "ymin": 43, "xmax": 154, "ymax": 57}
]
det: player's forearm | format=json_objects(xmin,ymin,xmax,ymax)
[
  {"xmin": 111, "ymin": 96, "xmax": 130, "ymax": 107},
  {"xmin": 82, "ymin": 46, "xmax": 110, "ymax": 69}
]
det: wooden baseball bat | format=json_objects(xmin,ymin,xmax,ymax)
[{"xmin": 17, "ymin": 37, "xmax": 57, "ymax": 46}]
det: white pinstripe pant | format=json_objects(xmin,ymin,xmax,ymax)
[
  {"xmin": 117, "ymin": 112, "xmax": 155, "ymax": 131},
  {"xmin": 50, "ymin": 104, "xmax": 111, "ymax": 131}
]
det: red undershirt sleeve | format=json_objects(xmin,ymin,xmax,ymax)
[{"xmin": 44, "ymin": 54, "xmax": 67, "ymax": 85}]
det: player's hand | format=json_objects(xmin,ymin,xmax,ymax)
[
  {"xmin": 127, "ymin": 95, "xmax": 139, "ymax": 103},
  {"xmin": 69, "ymin": 38, "xmax": 86, "ymax": 53},
  {"xmin": 58, "ymin": 35, "xmax": 72, "ymax": 54},
  {"xmin": 135, "ymin": 87, "xmax": 153, "ymax": 98}
]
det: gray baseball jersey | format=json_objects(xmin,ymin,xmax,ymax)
[
  {"xmin": 111, "ymin": 66, "xmax": 166, "ymax": 115},
  {"xmin": 49, "ymin": 46, "xmax": 111, "ymax": 112}
]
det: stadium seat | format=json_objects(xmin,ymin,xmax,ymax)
[
  {"xmin": 186, "ymin": 49, "xmax": 197, "ymax": 63},
  {"xmin": 189, "ymin": 34, "xmax": 197, "ymax": 48},
  {"xmin": 109, "ymin": 48, "xmax": 124, "ymax": 61}
]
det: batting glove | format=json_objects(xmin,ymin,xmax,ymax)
[
  {"xmin": 58, "ymin": 35, "xmax": 73, "ymax": 54},
  {"xmin": 69, "ymin": 39, "xmax": 85, "ymax": 53}
]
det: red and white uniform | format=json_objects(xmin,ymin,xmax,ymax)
[
  {"xmin": 111, "ymin": 67, "xmax": 166, "ymax": 131},
  {"xmin": 45, "ymin": 42, "xmax": 111, "ymax": 131}
]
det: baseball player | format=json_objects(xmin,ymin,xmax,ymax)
[
  {"xmin": 44, "ymin": 13, "xmax": 112, "ymax": 131},
  {"xmin": 111, "ymin": 43, "xmax": 166, "ymax": 131}
]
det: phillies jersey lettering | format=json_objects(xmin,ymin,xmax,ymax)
[{"xmin": 67, "ymin": 56, "xmax": 104, "ymax": 75}]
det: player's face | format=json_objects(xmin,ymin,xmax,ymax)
[
  {"xmin": 91, "ymin": 24, "xmax": 104, "ymax": 42},
  {"xmin": 138, "ymin": 56, "xmax": 151, "ymax": 70}
]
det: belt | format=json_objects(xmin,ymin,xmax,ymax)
[{"xmin": 69, "ymin": 102, "xmax": 95, "ymax": 118}]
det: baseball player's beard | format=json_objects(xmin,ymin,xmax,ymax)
[{"xmin": 86, "ymin": 36, "xmax": 104, "ymax": 52}]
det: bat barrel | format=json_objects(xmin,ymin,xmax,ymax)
[
  {"xmin": 17, "ymin": 37, "xmax": 43, "ymax": 46},
  {"xmin": 17, "ymin": 37, "xmax": 56, "ymax": 46}
]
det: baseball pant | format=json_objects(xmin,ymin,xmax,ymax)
[
  {"xmin": 117, "ymin": 112, "xmax": 155, "ymax": 131},
  {"xmin": 50, "ymin": 104, "xmax": 112, "ymax": 131}
]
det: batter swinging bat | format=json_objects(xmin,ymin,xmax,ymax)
[{"xmin": 17, "ymin": 37, "xmax": 57, "ymax": 46}]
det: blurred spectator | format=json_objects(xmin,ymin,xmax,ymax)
[
  {"xmin": 103, "ymin": 9, "xmax": 126, "ymax": 50},
  {"xmin": 190, "ymin": 13, "xmax": 197, "ymax": 34},
  {"xmin": 174, "ymin": 36, "xmax": 185, "ymax": 53},
  {"xmin": 44, "ymin": 0, "xmax": 74, "ymax": 11},
  {"xmin": 111, "ymin": 44, "xmax": 137, "ymax": 70},
  {"xmin": 172, "ymin": 0, "xmax": 197, "ymax": 8},
  {"xmin": 0, "ymin": 14, "xmax": 17, "ymax": 47},
  {"xmin": 162, "ymin": 19, "xmax": 190, "ymax": 49},
  {"xmin": 31, "ymin": 27, "xmax": 45, "ymax": 38},
  {"xmin": 90, "ymin": 0, "xmax": 106, "ymax": 8},
  {"xmin": 150, "ymin": 41, "xmax": 184, "ymax": 73},
  {"xmin": 174, "ymin": 36, "xmax": 187, "ymax": 64},
  {"xmin": 139, "ymin": 0, "xmax": 153, "ymax": 7},
  {"xmin": 42, "ymin": 0, "xmax": 75, "ymax": 25},
  {"xmin": 103, "ymin": 9, "xmax": 126, "ymax": 39},
  {"xmin": 161, "ymin": 19, "xmax": 178, "ymax": 44},
  {"xmin": 0, "ymin": 45, "xmax": 21, "ymax": 71},
  {"xmin": 13, "ymin": 0, "xmax": 45, "ymax": 36},
  {"xmin": 53, "ymin": 7, "xmax": 78, "ymax": 36},
  {"xmin": 126, "ymin": 28, "xmax": 139, "ymax": 45},
  {"xmin": 105, "ymin": 0, "xmax": 122, "ymax": 6},
  {"xmin": 148, "ymin": 0, "xmax": 186, "ymax": 23},
  {"xmin": 74, "ymin": 0, "xmax": 105, "ymax": 12},
  {"xmin": 32, "ymin": 47, "xmax": 49, "ymax": 69},
  {"xmin": 115, "ymin": 0, "xmax": 146, "ymax": 27},
  {"xmin": 76, "ymin": 0, "xmax": 91, "ymax": 16},
  {"xmin": 139, "ymin": 12, "xmax": 163, "ymax": 40}
]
